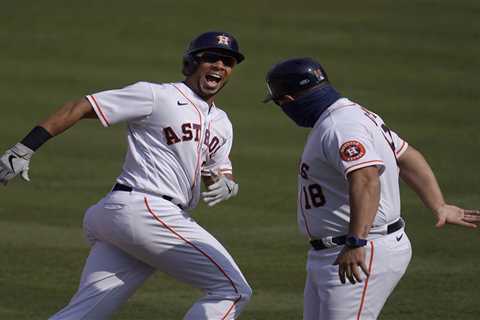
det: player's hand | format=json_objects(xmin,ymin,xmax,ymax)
[
  {"xmin": 434, "ymin": 204, "xmax": 480, "ymax": 229},
  {"xmin": 201, "ymin": 171, "xmax": 239, "ymax": 207},
  {"xmin": 333, "ymin": 246, "xmax": 369, "ymax": 285},
  {"xmin": 0, "ymin": 143, "xmax": 34, "ymax": 186}
]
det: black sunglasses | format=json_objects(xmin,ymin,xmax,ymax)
[{"xmin": 197, "ymin": 52, "xmax": 237, "ymax": 68}]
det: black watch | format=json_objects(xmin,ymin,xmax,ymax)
[{"xmin": 345, "ymin": 236, "xmax": 367, "ymax": 248}]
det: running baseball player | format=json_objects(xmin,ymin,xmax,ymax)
[
  {"xmin": 0, "ymin": 31, "xmax": 251, "ymax": 319},
  {"xmin": 263, "ymin": 57, "xmax": 480, "ymax": 320}
]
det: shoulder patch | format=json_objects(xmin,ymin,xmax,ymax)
[{"xmin": 339, "ymin": 141, "xmax": 366, "ymax": 161}]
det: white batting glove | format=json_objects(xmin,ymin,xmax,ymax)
[
  {"xmin": 0, "ymin": 143, "xmax": 34, "ymax": 186},
  {"xmin": 201, "ymin": 174, "xmax": 239, "ymax": 207}
]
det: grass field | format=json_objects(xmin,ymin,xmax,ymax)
[{"xmin": 1, "ymin": 0, "xmax": 479, "ymax": 319}]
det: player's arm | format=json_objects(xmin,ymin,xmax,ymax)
[
  {"xmin": 398, "ymin": 145, "xmax": 480, "ymax": 228},
  {"xmin": 333, "ymin": 166, "xmax": 380, "ymax": 284},
  {"xmin": 347, "ymin": 166, "xmax": 381, "ymax": 239},
  {"xmin": 0, "ymin": 98, "xmax": 97, "ymax": 185},
  {"xmin": 39, "ymin": 98, "xmax": 97, "ymax": 136}
]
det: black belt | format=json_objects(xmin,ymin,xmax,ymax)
[
  {"xmin": 310, "ymin": 218, "xmax": 405, "ymax": 251},
  {"xmin": 112, "ymin": 183, "xmax": 181, "ymax": 208}
]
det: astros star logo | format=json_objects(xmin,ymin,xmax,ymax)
[
  {"xmin": 217, "ymin": 35, "xmax": 230, "ymax": 46},
  {"xmin": 339, "ymin": 141, "xmax": 366, "ymax": 161}
]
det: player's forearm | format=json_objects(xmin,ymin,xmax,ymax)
[
  {"xmin": 39, "ymin": 98, "xmax": 97, "ymax": 137},
  {"xmin": 398, "ymin": 146, "xmax": 445, "ymax": 211},
  {"xmin": 347, "ymin": 166, "xmax": 380, "ymax": 238}
]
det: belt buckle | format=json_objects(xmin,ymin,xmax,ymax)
[{"xmin": 321, "ymin": 236, "xmax": 336, "ymax": 248}]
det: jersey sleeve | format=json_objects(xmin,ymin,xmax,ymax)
[
  {"xmin": 324, "ymin": 123, "xmax": 385, "ymax": 177},
  {"xmin": 86, "ymin": 81, "xmax": 154, "ymax": 127},
  {"xmin": 390, "ymin": 129, "xmax": 409, "ymax": 158},
  {"xmin": 201, "ymin": 117, "xmax": 233, "ymax": 176}
]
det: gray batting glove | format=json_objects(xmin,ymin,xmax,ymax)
[
  {"xmin": 0, "ymin": 143, "xmax": 34, "ymax": 186},
  {"xmin": 201, "ymin": 175, "xmax": 239, "ymax": 207}
]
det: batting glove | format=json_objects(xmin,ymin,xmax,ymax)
[
  {"xmin": 0, "ymin": 143, "xmax": 34, "ymax": 186},
  {"xmin": 201, "ymin": 175, "xmax": 239, "ymax": 207}
]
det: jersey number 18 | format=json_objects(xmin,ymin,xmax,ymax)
[{"xmin": 300, "ymin": 162, "xmax": 326, "ymax": 209}]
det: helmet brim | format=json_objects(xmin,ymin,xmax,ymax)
[{"xmin": 190, "ymin": 47, "xmax": 245, "ymax": 64}]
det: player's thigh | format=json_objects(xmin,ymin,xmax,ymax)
[
  {"xmin": 79, "ymin": 240, "xmax": 155, "ymax": 289},
  {"xmin": 123, "ymin": 195, "xmax": 250, "ymax": 294},
  {"xmin": 314, "ymin": 233, "xmax": 411, "ymax": 320},
  {"xmin": 361, "ymin": 229, "xmax": 412, "ymax": 317},
  {"xmin": 308, "ymin": 261, "xmax": 357, "ymax": 319},
  {"xmin": 309, "ymin": 244, "xmax": 379, "ymax": 320}
]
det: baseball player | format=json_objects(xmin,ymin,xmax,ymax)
[
  {"xmin": 0, "ymin": 31, "xmax": 252, "ymax": 320},
  {"xmin": 263, "ymin": 57, "xmax": 480, "ymax": 320}
]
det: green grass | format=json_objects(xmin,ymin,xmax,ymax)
[{"xmin": 1, "ymin": 0, "xmax": 479, "ymax": 319}]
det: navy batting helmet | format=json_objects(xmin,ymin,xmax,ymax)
[
  {"xmin": 182, "ymin": 31, "xmax": 245, "ymax": 76},
  {"xmin": 263, "ymin": 57, "xmax": 329, "ymax": 103}
]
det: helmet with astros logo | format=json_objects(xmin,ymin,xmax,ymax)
[
  {"xmin": 263, "ymin": 57, "xmax": 329, "ymax": 103},
  {"xmin": 182, "ymin": 31, "xmax": 245, "ymax": 76}
]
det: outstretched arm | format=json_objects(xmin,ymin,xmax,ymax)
[
  {"xmin": 398, "ymin": 145, "xmax": 480, "ymax": 228},
  {"xmin": 39, "ymin": 98, "xmax": 97, "ymax": 136},
  {"xmin": 0, "ymin": 98, "xmax": 97, "ymax": 185}
]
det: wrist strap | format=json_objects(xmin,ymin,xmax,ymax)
[{"xmin": 20, "ymin": 126, "xmax": 53, "ymax": 151}]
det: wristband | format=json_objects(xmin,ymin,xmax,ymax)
[
  {"xmin": 20, "ymin": 126, "xmax": 53, "ymax": 151},
  {"xmin": 345, "ymin": 236, "xmax": 368, "ymax": 248}
]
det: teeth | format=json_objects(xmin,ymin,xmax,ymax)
[{"xmin": 207, "ymin": 73, "xmax": 222, "ymax": 80}]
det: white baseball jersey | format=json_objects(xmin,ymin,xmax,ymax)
[
  {"xmin": 86, "ymin": 81, "xmax": 234, "ymax": 210},
  {"xmin": 297, "ymin": 98, "xmax": 408, "ymax": 239},
  {"xmin": 50, "ymin": 82, "xmax": 251, "ymax": 320}
]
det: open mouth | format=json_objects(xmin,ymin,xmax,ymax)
[{"xmin": 205, "ymin": 73, "xmax": 222, "ymax": 87}]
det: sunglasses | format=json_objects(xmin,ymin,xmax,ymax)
[{"xmin": 197, "ymin": 52, "xmax": 237, "ymax": 68}]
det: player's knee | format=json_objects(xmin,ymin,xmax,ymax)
[
  {"xmin": 216, "ymin": 278, "xmax": 252, "ymax": 305},
  {"xmin": 239, "ymin": 282, "xmax": 252, "ymax": 302},
  {"xmin": 233, "ymin": 281, "xmax": 252, "ymax": 310}
]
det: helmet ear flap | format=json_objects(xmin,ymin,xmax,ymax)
[{"xmin": 182, "ymin": 54, "xmax": 198, "ymax": 76}]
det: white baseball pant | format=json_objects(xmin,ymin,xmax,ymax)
[
  {"xmin": 304, "ymin": 228, "xmax": 412, "ymax": 320},
  {"xmin": 49, "ymin": 189, "xmax": 252, "ymax": 320}
]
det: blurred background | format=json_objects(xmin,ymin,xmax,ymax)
[{"xmin": 1, "ymin": 0, "xmax": 479, "ymax": 319}]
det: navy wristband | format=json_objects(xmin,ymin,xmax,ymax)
[{"xmin": 20, "ymin": 126, "xmax": 53, "ymax": 151}]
